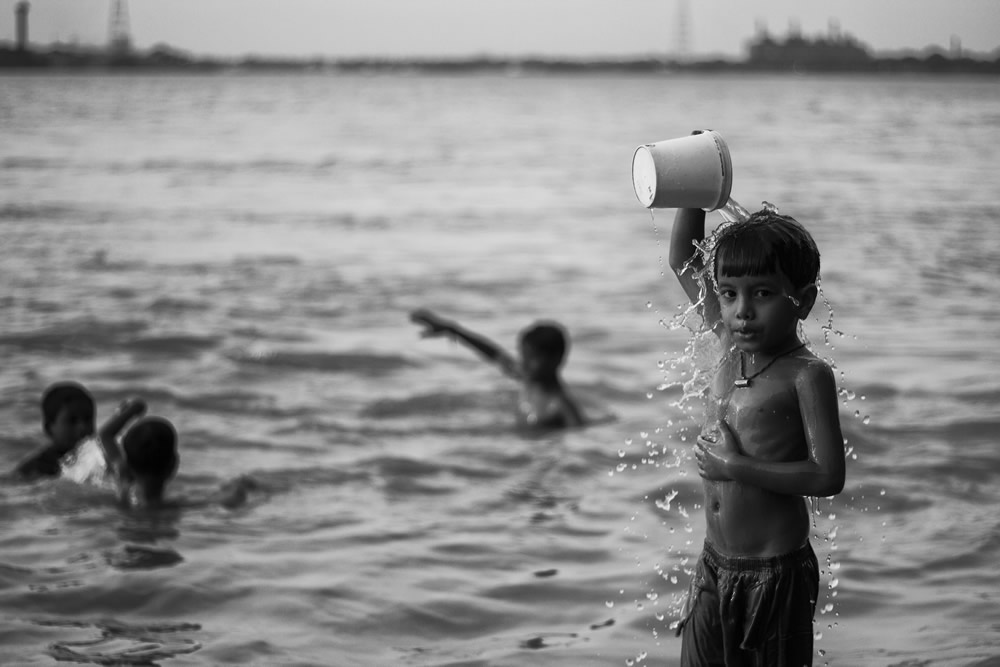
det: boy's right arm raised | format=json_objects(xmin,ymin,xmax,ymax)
[
  {"xmin": 669, "ymin": 208, "xmax": 720, "ymax": 330},
  {"xmin": 97, "ymin": 399, "xmax": 147, "ymax": 469},
  {"xmin": 410, "ymin": 308, "xmax": 520, "ymax": 378}
]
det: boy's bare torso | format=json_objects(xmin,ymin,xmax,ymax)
[
  {"xmin": 518, "ymin": 384, "xmax": 575, "ymax": 430},
  {"xmin": 703, "ymin": 348, "xmax": 814, "ymax": 557}
]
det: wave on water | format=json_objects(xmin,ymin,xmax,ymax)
[
  {"xmin": 2, "ymin": 155, "xmax": 417, "ymax": 177},
  {"xmin": 35, "ymin": 618, "xmax": 202, "ymax": 666},
  {"xmin": 227, "ymin": 348, "xmax": 417, "ymax": 375},
  {"xmin": 0, "ymin": 318, "xmax": 148, "ymax": 354},
  {"xmin": 360, "ymin": 389, "xmax": 500, "ymax": 419},
  {"xmin": 0, "ymin": 203, "xmax": 82, "ymax": 221}
]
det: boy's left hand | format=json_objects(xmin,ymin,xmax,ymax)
[
  {"xmin": 410, "ymin": 308, "xmax": 449, "ymax": 338},
  {"xmin": 694, "ymin": 421, "xmax": 739, "ymax": 481},
  {"xmin": 116, "ymin": 398, "xmax": 148, "ymax": 419}
]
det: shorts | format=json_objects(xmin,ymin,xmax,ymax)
[{"xmin": 677, "ymin": 540, "xmax": 819, "ymax": 667}]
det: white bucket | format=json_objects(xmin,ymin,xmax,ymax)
[{"xmin": 631, "ymin": 130, "xmax": 733, "ymax": 211}]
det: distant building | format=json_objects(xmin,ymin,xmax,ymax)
[
  {"xmin": 15, "ymin": 1, "xmax": 29, "ymax": 52},
  {"xmin": 747, "ymin": 20, "xmax": 872, "ymax": 71}
]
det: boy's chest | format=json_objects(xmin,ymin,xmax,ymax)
[
  {"xmin": 517, "ymin": 386, "xmax": 564, "ymax": 426},
  {"xmin": 717, "ymin": 385, "xmax": 800, "ymax": 426},
  {"xmin": 711, "ymin": 368, "xmax": 805, "ymax": 456}
]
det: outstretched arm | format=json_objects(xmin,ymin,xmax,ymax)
[
  {"xmin": 669, "ymin": 208, "xmax": 721, "ymax": 333},
  {"xmin": 695, "ymin": 362, "xmax": 846, "ymax": 497},
  {"xmin": 410, "ymin": 308, "xmax": 520, "ymax": 379},
  {"xmin": 97, "ymin": 399, "xmax": 147, "ymax": 470}
]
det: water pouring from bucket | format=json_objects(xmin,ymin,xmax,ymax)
[{"xmin": 632, "ymin": 130, "xmax": 750, "ymax": 223}]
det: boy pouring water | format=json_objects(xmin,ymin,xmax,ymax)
[{"xmin": 668, "ymin": 206, "xmax": 845, "ymax": 666}]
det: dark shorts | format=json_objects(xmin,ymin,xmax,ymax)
[{"xmin": 678, "ymin": 540, "xmax": 819, "ymax": 667}]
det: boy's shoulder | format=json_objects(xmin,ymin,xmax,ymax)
[
  {"xmin": 788, "ymin": 352, "xmax": 838, "ymax": 397},
  {"xmin": 793, "ymin": 352, "xmax": 835, "ymax": 379},
  {"xmin": 13, "ymin": 445, "xmax": 62, "ymax": 479}
]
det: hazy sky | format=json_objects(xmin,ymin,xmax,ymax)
[{"xmin": 3, "ymin": 0, "xmax": 999, "ymax": 59}]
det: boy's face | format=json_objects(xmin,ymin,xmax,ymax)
[
  {"xmin": 716, "ymin": 271, "xmax": 807, "ymax": 354},
  {"xmin": 519, "ymin": 343, "xmax": 558, "ymax": 380},
  {"xmin": 47, "ymin": 400, "xmax": 95, "ymax": 451}
]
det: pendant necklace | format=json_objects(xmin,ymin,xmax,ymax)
[{"xmin": 734, "ymin": 343, "xmax": 806, "ymax": 388}]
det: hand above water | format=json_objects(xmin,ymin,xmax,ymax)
[
  {"xmin": 410, "ymin": 308, "xmax": 452, "ymax": 338},
  {"xmin": 115, "ymin": 398, "xmax": 148, "ymax": 421},
  {"xmin": 694, "ymin": 420, "xmax": 738, "ymax": 481}
]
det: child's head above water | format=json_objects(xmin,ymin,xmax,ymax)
[
  {"xmin": 41, "ymin": 381, "xmax": 96, "ymax": 451},
  {"xmin": 518, "ymin": 321, "xmax": 569, "ymax": 376},
  {"xmin": 122, "ymin": 416, "xmax": 179, "ymax": 501},
  {"xmin": 712, "ymin": 209, "xmax": 820, "ymax": 289}
]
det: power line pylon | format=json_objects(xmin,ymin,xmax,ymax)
[
  {"xmin": 108, "ymin": 0, "xmax": 132, "ymax": 55},
  {"xmin": 675, "ymin": 0, "xmax": 691, "ymax": 62}
]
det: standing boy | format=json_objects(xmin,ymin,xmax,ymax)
[
  {"xmin": 410, "ymin": 308, "xmax": 585, "ymax": 430},
  {"xmin": 668, "ymin": 206, "xmax": 846, "ymax": 666}
]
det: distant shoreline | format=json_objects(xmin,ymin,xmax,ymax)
[{"xmin": 2, "ymin": 47, "xmax": 998, "ymax": 76}]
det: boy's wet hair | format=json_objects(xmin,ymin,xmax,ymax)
[
  {"xmin": 519, "ymin": 321, "xmax": 568, "ymax": 364},
  {"xmin": 123, "ymin": 417, "xmax": 179, "ymax": 481},
  {"xmin": 41, "ymin": 381, "xmax": 95, "ymax": 432},
  {"xmin": 713, "ymin": 209, "xmax": 820, "ymax": 289}
]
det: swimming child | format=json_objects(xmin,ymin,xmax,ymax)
[
  {"xmin": 667, "ymin": 206, "xmax": 846, "ymax": 666},
  {"xmin": 12, "ymin": 381, "xmax": 131, "ymax": 479},
  {"xmin": 94, "ymin": 399, "xmax": 176, "ymax": 507},
  {"xmin": 409, "ymin": 308, "xmax": 585, "ymax": 430},
  {"xmin": 96, "ymin": 399, "xmax": 254, "ymax": 510}
]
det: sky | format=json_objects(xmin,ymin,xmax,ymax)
[{"xmin": 3, "ymin": 0, "xmax": 999, "ymax": 59}]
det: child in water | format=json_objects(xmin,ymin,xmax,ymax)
[
  {"xmin": 668, "ymin": 206, "xmax": 845, "ymax": 666},
  {"xmin": 13, "ymin": 381, "xmax": 133, "ymax": 480},
  {"xmin": 95, "ymin": 399, "xmax": 178, "ymax": 508},
  {"xmin": 409, "ymin": 308, "xmax": 585, "ymax": 430},
  {"xmin": 96, "ymin": 399, "xmax": 253, "ymax": 510}
]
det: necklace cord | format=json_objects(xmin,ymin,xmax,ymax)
[{"xmin": 738, "ymin": 342, "xmax": 807, "ymax": 384}]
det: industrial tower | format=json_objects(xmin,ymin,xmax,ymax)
[
  {"xmin": 674, "ymin": 0, "xmax": 691, "ymax": 61},
  {"xmin": 108, "ymin": 0, "xmax": 132, "ymax": 55},
  {"xmin": 15, "ymin": 1, "xmax": 29, "ymax": 51}
]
